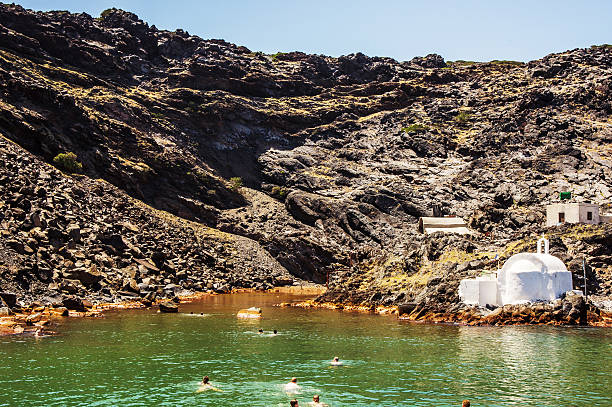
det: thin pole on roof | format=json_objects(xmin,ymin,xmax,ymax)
[{"xmin": 582, "ymin": 257, "xmax": 587, "ymax": 300}]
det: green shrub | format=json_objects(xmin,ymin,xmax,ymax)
[
  {"xmin": 271, "ymin": 185, "xmax": 288, "ymax": 199},
  {"xmin": 229, "ymin": 177, "xmax": 243, "ymax": 191},
  {"xmin": 53, "ymin": 152, "xmax": 82, "ymax": 173},
  {"xmin": 100, "ymin": 8, "xmax": 115, "ymax": 18},
  {"xmin": 591, "ymin": 44, "xmax": 612, "ymax": 50},
  {"xmin": 453, "ymin": 111, "xmax": 471, "ymax": 124},
  {"xmin": 489, "ymin": 60, "xmax": 524, "ymax": 66},
  {"xmin": 401, "ymin": 124, "xmax": 429, "ymax": 133},
  {"xmin": 447, "ymin": 60, "xmax": 478, "ymax": 67},
  {"xmin": 271, "ymin": 52, "xmax": 287, "ymax": 62}
]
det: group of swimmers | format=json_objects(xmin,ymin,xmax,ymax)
[
  {"xmin": 196, "ymin": 356, "xmax": 343, "ymax": 405},
  {"xmin": 285, "ymin": 378, "xmax": 328, "ymax": 406},
  {"xmin": 257, "ymin": 328, "xmax": 278, "ymax": 335},
  {"xmin": 282, "ymin": 357, "xmax": 342, "ymax": 406},
  {"xmin": 198, "ymin": 363, "xmax": 470, "ymax": 406},
  {"xmin": 289, "ymin": 394, "xmax": 324, "ymax": 407}
]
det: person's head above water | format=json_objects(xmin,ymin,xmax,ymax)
[
  {"xmin": 273, "ymin": 329, "xmax": 278, "ymax": 334},
  {"xmin": 202, "ymin": 376, "xmax": 209, "ymax": 384},
  {"xmin": 290, "ymin": 377, "xmax": 297, "ymax": 383},
  {"xmin": 290, "ymin": 400, "xmax": 299, "ymax": 407},
  {"xmin": 258, "ymin": 329, "xmax": 263, "ymax": 333},
  {"xmin": 333, "ymin": 357, "xmax": 339, "ymax": 361},
  {"xmin": 462, "ymin": 400, "xmax": 470, "ymax": 407},
  {"xmin": 313, "ymin": 394, "xmax": 320, "ymax": 402}
]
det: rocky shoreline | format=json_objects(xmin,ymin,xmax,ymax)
[
  {"xmin": 0, "ymin": 291, "xmax": 193, "ymax": 337},
  {"xmin": 282, "ymin": 291, "xmax": 612, "ymax": 327},
  {"xmin": 0, "ymin": 286, "xmax": 328, "ymax": 337},
  {"xmin": 3, "ymin": 286, "xmax": 611, "ymax": 337}
]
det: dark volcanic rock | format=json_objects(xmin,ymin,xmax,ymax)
[
  {"xmin": 0, "ymin": 292, "xmax": 17, "ymax": 308},
  {"xmin": 62, "ymin": 296, "xmax": 86, "ymax": 312},
  {"xmin": 410, "ymin": 54, "xmax": 446, "ymax": 68},
  {"xmin": 0, "ymin": 4, "xmax": 609, "ymax": 321},
  {"xmin": 159, "ymin": 301, "xmax": 178, "ymax": 313}
]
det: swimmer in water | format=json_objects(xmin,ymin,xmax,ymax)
[
  {"xmin": 308, "ymin": 394, "xmax": 329, "ymax": 406},
  {"xmin": 290, "ymin": 400, "xmax": 299, "ymax": 407},
  {"xmin": 196, "ymin": 375, "xmax": 222, "ymax": 393},
  {"xmin": 284, "ymin": 377, "xmax": 301, "ymax": 393},
  {"xmin": 258, "ymin": 328, "xmax": 264, "ymax": 334},
  {"xmin": 330, "ymin": 356, "xmax": 343, "ymax": 366},
  {"xmin": 273, "ymin": 329, "xmax": 278, "ymax": 334}
]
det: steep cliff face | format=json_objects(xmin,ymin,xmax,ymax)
[{"xmin": 0, "ymin": 4, "xmax": 610, "ymax": 310}]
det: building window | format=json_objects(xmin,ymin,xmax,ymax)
[
  {"xmin": 558, "ymin": 212, "xmax": 565, "ymax": 223},
  {"xmin": 587, "ymin": 211, "xmax": 593, "ymax": 221}
]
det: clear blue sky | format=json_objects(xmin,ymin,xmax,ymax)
[{"xmin": 15, "ymin": 0, "xmax": 612, "ymax": 62}]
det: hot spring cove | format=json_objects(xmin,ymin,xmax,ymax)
[{"xmin": 0, "ymin": 292, "xmax": 610, "ymax": 406}]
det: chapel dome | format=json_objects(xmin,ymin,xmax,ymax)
[
  {"xmin": 459, "ymin": 237, "xmax": 574, "ymax": 307},
  {"xmin": 498, "ymin": 251, "xmax": 572, "ymax": 305},
  {"xmin": 501, "ymin": 253, "xmax": 568, "ymax": 275}
]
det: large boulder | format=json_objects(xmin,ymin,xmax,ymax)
[
  {"xmin": 562, "ymin": 292, "xmax": 587, "ymax": 325},
  {"xmin": 61, "ymin": 295, "xmax": 86, "ymax": 312},
  {"xmin": 159, "ymin": 301, "xmax": 178, "ymax": 313},
  {"xmin": 410, "ymin": 54, "xmax": 446, "ymax": 68},
  {"xmin": 99, "ymin": 233, "xmax": 129, "ymax": 251},
  {"xmin": 71, "ymin": 265, "xmax": 103, "ymax": 286},
  {"xmin": 0, "ymin": 292, "xmax": 17, "ymax": 308}
]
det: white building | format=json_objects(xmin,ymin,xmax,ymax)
[
  {"xmin": 546, "ymin": 203, "xmax": 600, "ymax": 227},
  {"xmin": 418, "ymin": 216, "xmax": 471, "ymax": 235},
  {"xmin": 459, "ymin": 237, "xmax": 573, "ymax": 307}
]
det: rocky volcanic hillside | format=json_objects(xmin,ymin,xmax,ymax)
[{"xmin": 0, "ymin": 4, "xmax": 610, "ymax": 314}]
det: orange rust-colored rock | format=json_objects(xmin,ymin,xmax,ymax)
[
  {"xmin": 296, "ymin": 298, "xmax": 612, "ymax": 327},
  {"xmin": 25, "ymin": 312, "xmax": 43, "ymax": 325}
]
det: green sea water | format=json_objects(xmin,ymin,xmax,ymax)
[{"xmin": 0, "ymin": 292, "xmax": 610, "ymax": 406}]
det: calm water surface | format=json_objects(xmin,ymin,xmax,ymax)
[{"xmin": 0, "ymin": 292, "xmax": 610, "ymax": 406}]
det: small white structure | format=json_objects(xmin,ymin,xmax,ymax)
[
  {"xmin": 546, "ymin": 203, "xmax": 600, "ymax": 227},
  {"xmin": 418, "ymin": 216, "xmax": 471, "ymax": 235},
  {"xmin": 458, "ymin": 274, "xmax": 498, "ymax": 307},
  {"xmin": 459, "ymin": 237, "xmax": 573, "ymax": 307}
]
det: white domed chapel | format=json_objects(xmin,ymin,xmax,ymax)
[{"xmin": 459, "ymin": 237, "xmax": 574, "ymax": 307}]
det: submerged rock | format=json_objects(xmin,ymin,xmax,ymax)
[{"xmin": 159, "ymin": 302, "xmax": 179, "ymax": 313}]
